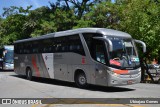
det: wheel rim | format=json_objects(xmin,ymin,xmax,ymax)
[
  {"xmin": 78, "ymin": 75, "xmax": 86, "ymax": 85},
  {"xmin": 27, "ymin": 69, "xmax": 31, "ymax": 80}
]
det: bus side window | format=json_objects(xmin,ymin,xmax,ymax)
[
  {"xmin": 83, "ymin": 33, "xmax": 107, "ymax": 64},
  {"xmin": 68, "ymin": 35, "xmax": 85, "ymax": 56},
  {"xmin": 95, "ymin": 43, "xmax": 106, "ymax": 64},
  {"xmin": 61, "ymin": 45, "xmax": 67, "ymax": 52},
  {"xmin": 19, "ymin": 44, "xmax": 24, "ymax": 54}
]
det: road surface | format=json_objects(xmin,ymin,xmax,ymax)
[{"xmin": 0, "ymin": 71, "xmax": 160, "ymax": 107}]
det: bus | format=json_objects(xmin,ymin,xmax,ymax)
[
  {"xmin": 14, "ymin": 28, "xmax": 146, "ymax": 88},
  {"xmin": 0, "ymin": 45, "xmax": 14, "ymax": 70}
]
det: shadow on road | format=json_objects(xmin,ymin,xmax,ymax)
[
  {"xmin": 12, "ymin": 75, "xmax": 135, "ymax": 93},
  {"xmin": 0, "ymin": 70, "xmax": 14, "ymax": 72}
]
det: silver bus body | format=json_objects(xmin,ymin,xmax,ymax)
[{"xmin": 14, "ymin": 28, "xmax": 146, "ymax": 87}]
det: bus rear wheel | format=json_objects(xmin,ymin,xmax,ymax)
[
  {"xmin": 26, "ymin": 68, "xmax": 32, "ymax": 80},
  {"xmin": 75, "ymin": 72, "xmax": 88, "ymax": 88}
]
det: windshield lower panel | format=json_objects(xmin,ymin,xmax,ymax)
[{"xmin": 108, "ymin": 37, "xmax": 140, "ymax": 69}]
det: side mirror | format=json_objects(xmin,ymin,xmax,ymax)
[
  {"xmin": 93, "ymin": 37, "xmax": 113, "ymax": 52},
  {"xmin": 134, "ymin": 39, "xmax": 146, "ymax": 53}
]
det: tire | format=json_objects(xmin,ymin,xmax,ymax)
[
  {"xmin": 26, "ymin": 68, "xmax": 32, "ymax": 80},
  {"xmin": 75, "ymin": 72, "xmax": 88, "ymax": 88},
  {"xmin": 158, "ymin": 79, "xmax": 160, "ymax": 84}
]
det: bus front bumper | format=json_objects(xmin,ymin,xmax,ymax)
[
  {"xmin": 3, "ymin": 63, "xmax": 14, "ymax": 70},
  {"xmin": 107, "ymin": 72, "xmax": 141, "ymax": 86}
]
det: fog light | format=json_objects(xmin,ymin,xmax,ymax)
[{"xmin": 111, "ymin": 80, "xmax": 117, "ymax": 84}]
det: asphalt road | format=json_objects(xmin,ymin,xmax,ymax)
[{"xmin": 0, "ymin": 71, "xmax": 160, "ymax": 107}]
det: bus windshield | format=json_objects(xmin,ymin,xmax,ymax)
[
  {"xmin": 108, "ymin": 37, "xmax": 140, "ymax": 69},
  {"xmin": 4, "ymin": 50, "xmax": 14, "ymax": 64}
]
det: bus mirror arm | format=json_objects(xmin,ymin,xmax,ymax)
[
  {"xmin": 93, "ymin": 37, "xmax": 113, "ymax": 52},
  {"xmin": 134, "ymin": 39, "xmax": 146, "ymax": 53}
]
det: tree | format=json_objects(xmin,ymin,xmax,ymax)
[
  {"xmin": 0, "ymin": 6, "xmax": 32, "ymax": 46},
  {"xmin": 29, "ymin": 5, "xmax": 77, "ymax": 37},
  {"xmin": 75, "ymin": 1, "xmax": 119, "ymax": 28},
  {"xmin": 0, "ymin": 14, "xmax": 27, "ymax": 45},
  {"xmin": 24, "ymin": 6, "xmax": 51, "ymax": 37},
  {"xmin": 0, "ymin": 17, "xmax": 4, "ymax": 47},
  {"xmin": 2, "ymin": 6, "xmax": 32, "ymax": 17},
  {"xmin": 50, "ymin": 0, "xmax": 102, "ymax": 19},
  {"xmin": 116, "ymin": 0, "xmax": 160, "ymax": 59}
]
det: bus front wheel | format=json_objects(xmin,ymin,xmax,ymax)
[
  {"xmin": 75, "ymin": 72, "xmax": 88, "ymax": 88},
  {"xmin": 26, "ymin": 68, "xmax": 32, "ymax": 80}
]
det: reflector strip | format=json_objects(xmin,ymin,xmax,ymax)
[
  {"xmin": 32, "ymin": 55, "xmax": 40, "ymax": 77},
  {"xmin": 82, "ymin": 57, "xmax": 86, "ymax": 64},
  {"xmin": 113, "ymin": 70, "xmax": 128, "ymax": 74}
]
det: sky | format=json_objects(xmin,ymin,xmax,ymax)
[
  {"xmin": 0, "ymin": 0, "xmax": 56, "ymax": 15},
  {"xmin": 0, "ymin": 0, "xmax": 115, "ymax": 17}
]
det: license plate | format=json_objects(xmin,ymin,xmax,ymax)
[{"xmin": 127, "ymin": 80, "xmax": 133, "ymax": 84}]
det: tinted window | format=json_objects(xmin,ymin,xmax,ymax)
[
  {"xmin": 83, "ymin": 33, "xmax": 108, "ymax": 64},
  {"xmin": 83, "ymin": 33, "xmax": 102, "ymax": 52},
  {"xmin": 68, "ymin": 35, "xmax": 85, "ymax": 56},
  {"xmin": 15, "ymin": 34, "xmax": 85, "ymax": 56}
]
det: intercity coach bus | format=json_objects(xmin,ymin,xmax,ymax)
[{"xmin": 14, "ymin": 28, "xmax": 146, "ymax": 88}]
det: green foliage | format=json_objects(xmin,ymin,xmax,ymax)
[
  {"xmin": 30, "ymin": 7, "xmax": 76, "ymax": 37},
  {"xmin": 0, "ymin": 14, "xmax": 27, "ymax": 45},
  {"xmin": 116, "ymin": 0, "xmax": 160, "ymax": 59}
]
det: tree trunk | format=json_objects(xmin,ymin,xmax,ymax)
[
  {"xmin": 140, "ymin": 58, "xmax": 145, "ymax": 82},
  {"xmin": 144, "ymin": 58, "xmax": 155, "ymax": 83}
]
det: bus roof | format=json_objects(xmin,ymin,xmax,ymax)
[
  {"xmin": 14, "ymin": 28, "xmax": 131, "ymax": 43},
  {"xmin": 4, "ymin": 45, "xmax": 14, "ymax": 50}
]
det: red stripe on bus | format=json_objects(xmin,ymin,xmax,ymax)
[
  {"xmin": 32, "ymin": 55, "xmax": 40, "ymax": 77},
  {"xmin": 82, "ymin": 57, "xmax": 86, "ymax": 64},
  {"xmin": 41, "ymin": 54, "xmax": 49, "ymax": 77}
]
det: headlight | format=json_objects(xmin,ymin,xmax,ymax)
[
  {"xmin": 107, "ymin": 70, "xmax": 120, "ymax": 77},
  {"xmin": 5, "ymin": 64, "xmax": 9, "ymax": 67},
  {"xmin": 138, "ymin": 68, "xmax": 141, "ymax": 72},
  {"xmin": 113, "ymin": 73, "xmax": 119, "ymax": 76},
  {"xmin": 107, "ymin": 70, "xmax": 114, "ymax": 75},
  {"xmin": 5, "ymin": 63, "xmax": 12, "ymax": 67}
]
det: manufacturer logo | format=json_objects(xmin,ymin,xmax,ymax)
[{"xmin": 2, "ymin": 99, "xmax": 11, "ymax": 104}]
